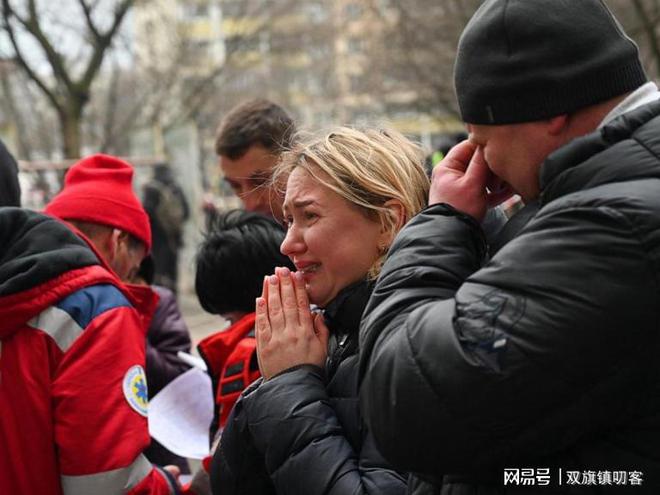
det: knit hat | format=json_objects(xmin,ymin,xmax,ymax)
[
  {"xmin": 45, "ymin": 154, "xmax": 151, "ymax": 250},
  {"xmin": 454, "ymin": 0, "xmax": 648, "ymax": 125}
]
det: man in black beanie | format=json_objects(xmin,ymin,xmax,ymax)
[{"xmin": 360, "ymin": 0, "xmax": 660, "ymax": 493}]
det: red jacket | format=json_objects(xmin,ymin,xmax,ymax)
[
  {"xmin": 0, "ymin": 209, "xmax": 176, "ymax": 495},
  {"xmin": 183, "ymin": 314, "xmax": 259, "ymax": 495},
  {"xmin": 197, "ymin": 313, "xmax": 260, "ymax": 432}
]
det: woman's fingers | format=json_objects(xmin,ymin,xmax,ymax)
[
  {"xmin": 313, "ymin": 313, "xmax": 330, "ymax": 357},
  {"xmin": 257, "ymin": 267, "xmax": 328, "ymax": 379},
  {"xmin": 276, "ymin": 266, "xmax": 299, "ymax": 327},
  {"xmin": 293, "ymin": 270, "xmax": 313, "ymax": 326},
  {"xmin": 266, "ymin": 272, "xmax": 285, "ymax": 330},
  {"xmin": 255, "ymin": 295, "xmax": 270, "ymax": 377}
]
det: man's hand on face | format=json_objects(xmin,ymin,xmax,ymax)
[{"xmin": 429, "ymin": 140, "xmax": 514, "ymax": 221}]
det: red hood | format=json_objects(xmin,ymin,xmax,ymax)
[
  {"xmin": 0, "ymin": 265, "xmax": 117, "ymax": 339},
  {"xmin": 124, "ymin": 282, "xmax": 159, "ymax": 332},
  {"xmin": 0, "ymin": 217, "xmax": 158, "ymax": 339},
  {"xmin": 62, "ymin": 221, "xmax": 159, "ymax": 329}
]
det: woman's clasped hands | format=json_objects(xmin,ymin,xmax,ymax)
[{"xmin": 255, "ymin": 266, "xmax": 329, "ymax": 380}]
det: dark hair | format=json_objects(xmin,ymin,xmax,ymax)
[
  {"xmin": 214, "ymin": 99, "xmax": 295, "ymax": 159},
  {"xmin": 195, "ymin": 210, "xmax": 295, "ymax": 315},
  {"xmin": 136, "ymin": 255, "xmax": 155, "ymax": 285}
]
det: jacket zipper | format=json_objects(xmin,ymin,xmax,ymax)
[{"xmin": 327, "ymin": 333, "xmax": 350, "ymax": 378}]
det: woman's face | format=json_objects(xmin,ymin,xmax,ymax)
[{"xmin": 281, "ymin": 166, "xmax": 384, "ymax": 307}]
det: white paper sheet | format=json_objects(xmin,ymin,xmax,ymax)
[
  {"xmin": 177, "ymin": 351, "xmax": 208, "ymax": 371},
  {"xmin": 148, "ymin": 368, "xmax": 213, "ymax": 459}
]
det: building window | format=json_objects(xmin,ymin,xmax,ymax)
[
  {"xmin": 182, "ymin": 2, "xmax": 209, "ymax": 19},
  {"xmin": 349, "ymin": 74, "xmax": 363, "ymax": 92},
  {"xmin": 379, "ymin": 0, "xmax": 394, "ymax": 10},
  {"xmin": 305, "ymin": 2, "xmax": 328, "ymax": 23},
  {"xmin": 345, "ymin": 3, "xmax": 362, "ymax": 19},
  {"xmin": 226, "ymin": 36, "xmax": 261, "ymax": 55},
  {"xmin": 221, "ymin": 0, "xmax": 244, "ymax": 18},
  {"xmin": 308, "ymin": 43, "xmax": 331, "ymax": 59},
  {"xmin": 347, "ymin": 37, "xmax": 363, "ymax": 54},
  {"xmin": 222, "ymin": 0, "xmax": 272, "ymax": 18}
]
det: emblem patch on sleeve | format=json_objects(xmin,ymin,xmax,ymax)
[{"xmin": 123, "ymin": 365, "xmax": 149, "ymax": 417}]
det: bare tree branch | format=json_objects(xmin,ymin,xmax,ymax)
[
  {"xmin": 78, "ymin": 0, "xmax": 134, "ymax": 92},
  {"xmin": 1, "ymin": 0, "xmax": 61, "ymax": 109},
  {"xmin": 78, "ymin": 0, "xmax": 101, "ymax": 39},
  {"xmin": 21, "ymin": 0, "xmax": 76, "ymax": 93},
  {"xmin": 0, "ymin": 63, "xmax": 33, "ymax": 159},
  {"xmin": 1, "ymin": 0, "xmax": 137, "ymax": 157}
]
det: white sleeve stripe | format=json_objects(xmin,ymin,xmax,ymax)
[
  {"xmin": 28, "ymin": 305, "xmax": 84, "ymax": 352},
  {"xmin": 61, "ymin": 454, "xmax": 153, "ymax": 495}
]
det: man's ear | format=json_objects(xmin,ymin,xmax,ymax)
[
  {"xmin": 106, "ymin": 228, "xmax": 124, "ymax": 263},
  {"xmin": 547, "ymin": 114, "xmax": 569, "ymax": 136},
  {"xmin": 379, "ymin": 199, "xmax": 406, "ymax": 247}
]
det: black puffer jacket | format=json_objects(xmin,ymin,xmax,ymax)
[
  {"xmin": 211, "ymin": 281, "xmax": 406, "ymax": 495},
  {"xmin": 359, "ymin": 100, "xmax": 660, "ymax": 494}
]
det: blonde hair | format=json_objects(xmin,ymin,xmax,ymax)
[{"xmin": 274, "ymin": 126, "xmax": 429, "ymax": 278}]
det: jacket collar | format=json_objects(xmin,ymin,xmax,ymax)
[
  {"xmin": 599, "ymin": 82, "xmax": 660, "ymax": 128},
  {"xmin": 0, "ymin": 208, "xmax": 99, "ymax": 297},
  {"xmin": 323, "ymin": 279, "xmax": 372, "ymax": 336},
  {"xmin": 540, "ymin": 99, "xmax": 660, "ymax": 205}
]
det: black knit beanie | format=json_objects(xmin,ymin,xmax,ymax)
[{"xmin": 454, "ymin": 0, "xmax": 647, "ymax": 125}]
